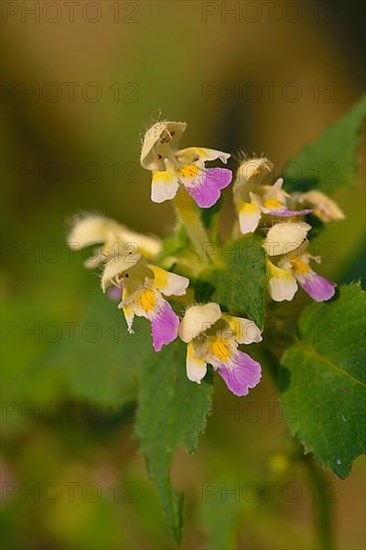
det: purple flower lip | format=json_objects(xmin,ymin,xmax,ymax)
[
  {"xmin": 185, "ymin": 167, "xmax": 232, "ymax": 208},
  {"xmin": 151, "ymin": 300, "xmax": 180, "ymax": 352},
  {"xmin": 297, "ymin": 272, "xmax": 336, "ymax": 302},
  {"xmin": 217, "ymin": 351, "xmax": 262, "ymax": 397}
]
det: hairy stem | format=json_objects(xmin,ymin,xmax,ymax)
[
  {"xmin": 304, "ymin": 454, "xmax": 335, "ymax": 550},
  {"xmin": 260, "ymin": 340, "xmax": 335, "ymax": 550}
]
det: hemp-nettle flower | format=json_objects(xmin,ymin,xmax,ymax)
[
  {"xmin": 101, "ymin": 251, "xmax": 189, "ymax": 352},
  {"xmin": 68, "ymin": 214, "xmax": 161, "ymax": 267},
  {"xmin": 233, "ymin": 158, "xmax": 312, "ymax": 234},
  {"xmin": 298, "ymin": 190, "xmax": 345, "ymax": 222},
  {"xmin": 267, "ymin": 241, "xmax": 336, "ymax": 302},
  {"xmin": 178, "ymin": 303, "xmax": 262, "ymax": 397},
  {"xmin": 140, "ymin": 120, "xmax": 232, "ymax": 208}
]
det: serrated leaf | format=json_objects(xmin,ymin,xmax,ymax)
[
  {"xmin": 199, "ymin": 235, "xmax": 266, "ymax": 329},
  {"xmin": 284, "ymin": 95, "xmax": 365, "ymax": 193},
  {"xmin": 135, "ymin": 340, "xmax": 212, "ymax": 543},
  {"xmin": 280, "ymin": 284, "xmax": 366, "ymax": 478}
]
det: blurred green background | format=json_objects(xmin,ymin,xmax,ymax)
[{"xmin": 1, "ymin": 1, "xmax": 365, "ymax": 549}]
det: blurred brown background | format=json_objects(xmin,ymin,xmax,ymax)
[{"xmin": 1, "ymin": 1, "xmax": 365, "ymax": 549}]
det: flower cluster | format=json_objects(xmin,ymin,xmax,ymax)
[
  {"xmin": 232, "ymin": 155, "xmax": 343, "ymax": 302},
  {"xmin": 68, "ymin": 120, "xmax": 344, "ymax": 397}
]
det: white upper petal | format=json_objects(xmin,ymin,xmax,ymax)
[
  {"xmin": 101, "ymin": 252, "xmax": 141, "ymax": 292},
  {"xmin": 140, "ymin": 121, "xmax": 187, "ymax": 170},
  {"xmin": 114, "ymin": 227, "xmax": 161, "ymax": 257},
  {"xmin": 178, "ymin": 303, "xmax": 222, "ymax": 343},
  {"xmin": 68, "ymin": 215, "xmax": 161, "ymax": 259},
  {"xmin": 67, "ymin": 215, "xmax": 122, "ymax": 250},
  {"xmin": 264, "ymin": 222, "xmax": 311, "ymax": 256},
  {"xmin": 176, "ymin": 147, "xmax": 230, "ymax": 165},
  {"xmin": 233, "ymin": 157, "xmax": 273, "ymax": 204}
]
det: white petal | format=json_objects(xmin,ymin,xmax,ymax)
[
  {"xmin": 223, "ymin": 315, "xmax": 262, "ymax": 344},
  {"xmin": 67, "ymin": 215, "xmax": 121, "ymax": 250},
  {"xmin": 264, "ymin": 222, "xmax": 311, "ymax": 256},
  {"xmin": 267, "ymin": 261, "xmax": 298, "ymax": 301},
  {"xmin": 301, "ymin": 190, "xmax": 345, "ymax": 222},
  {"xmin": 119, "ymin": 303, "xmax": 135, "ymax": 334},
  {"xmin": 101, "ymin": 253, "xmax": 141, "ymax": 292},
  {"xmin": 238, "ymin": 196, "xmax": 262, "ymax": 234},
  {"xmin": 176, "ymin": 147, "xmax": 230, "ymax": 164},
  {"xmin": 237, "ymin": 157, "xmax": 272, "ymax": 184},
  {"xmin": 151, "ymin": 160, "xmax": 179, "ymax": 203},
  {"xmin": 178, "ymin": 303, "xmax": 222, "ymax": 343},
  {"xmin": 68, "ymin": 215, "xmax": 161, "ymax": 261},
  {"xmin": 262, "ymin": 177, "xmax": 288, "ymax": 204},
  {"xmin": 140, "ymin": 121, "xmax": 187, "ymax": 170},
  {"xmin": 114, "ymin": 227, "xmax": 161, "ymax": 258},
  {"xmin": 148, "ymin": 265, "xmax": 189, "ymax": 296},
  {"xmin": 233, "ymin": 157, "xmax": 273, "ymax": 203},
  {"xmin": 186, "ymin": 343, "xmax": 207, "ymax": 383}
]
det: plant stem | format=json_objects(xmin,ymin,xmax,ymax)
[
  {"xmin": 304, "ymin": 454, "xmax": 335, "ymax": 550},
  {"xmin": 262, "ymin": 316, "xmax": 335, "ymax": 549},
  {"xmin": 173, "ymin": 189, "xmax": 211, "ymax": 260}
]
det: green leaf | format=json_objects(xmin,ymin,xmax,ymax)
[
  {"xmin": 198, "ymin": 235, "xmax": 266, "ymax": 329},
  {"xmin": 135, "ymin": 340, "xmax": 212, "ymax": 543},
  {"xmin": 284, "ymin": 95, "xmax": 366, "ymax": 193},
  {"xmin": 280, "ymin": 283, "xmax": 366, "ymax": 478}
]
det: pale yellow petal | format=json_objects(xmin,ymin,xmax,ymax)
[
  {"xmin": 302, "ymin": 190, "xmax": 345, "ymax": 222},
  {"xmin": 238, "ymin": 196, "xmax": 262, "ymax": 234},
  {"xmin": 267, "ymin": 260, "xmax": 298, "ymax": 301},
  {"xmin": 186, "ymin": 342, "xmax": 207, "ymax": 383},
  {"xmin": 151, "ymin": 161, "xmax": 179, "ymax": 203},
  {"xmin": 178, "ymin": 303, "xmax": 222, "ymax": 343},
  {"xmin": 67, "ymin": 215, "xmax": 121, "ymax": 250},
  {"xmin": 176, "ymin": 147, "xmax": 230, "ymax": 165},
  {"xmin": 264, "ymin": 222, "xmax": 311, "ymax": 256},
  {"xmin": 233, "ymin": 157, "xmax": 273, "ymax": 204},
  {"xmin": 223, "ymin": 315, "xmax": 262, "ymax": 344},
  {"xmin": 140, "ymin": 121, "xmax": 186, "ymax": 170},
  {"xmin": 148, "ymin": 265, "xmax": 189, "ymax": 296},
  {"xmin": 101, "ymin": 253, "xmax": 141, "ymax": 292}
]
